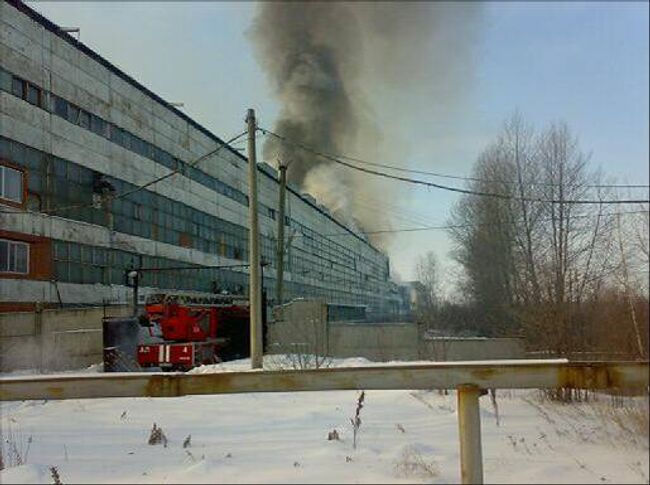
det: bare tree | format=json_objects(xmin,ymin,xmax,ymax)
[
  {"xmin": 414, "ymin": 251, "xmax": 441, "ymax": 331},
  {"xmin": 447, "ymin": 116, "xmax": 525, "ymax": 336},
  {"xmin": 615, "ymin": 212, "xmax": 646, "ymax": 358},
  {"xmin": 447, "ymin": 114, "xmax": 632, "ymax": 357}
]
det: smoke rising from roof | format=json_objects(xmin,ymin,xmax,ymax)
[{"xmin": 249, "ymin": 2, "xmax": 482, "ymax": 245}]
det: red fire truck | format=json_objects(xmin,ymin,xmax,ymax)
[{"xmin": 136, "ymin": 293, "xmax": 252, "ymax": 371}]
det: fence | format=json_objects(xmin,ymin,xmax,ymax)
[{"xmin": 0, "ymin": 360, "xmax": 647, "ymax": 483}]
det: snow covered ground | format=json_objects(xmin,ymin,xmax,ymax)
[{"xmin": 1, "ymin": 357, "xmax": 648, "ymax": 484}]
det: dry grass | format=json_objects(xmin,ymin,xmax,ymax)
[
  {"xmin": 393, "ymin": 445, "xmax": 439, "ymax": 480},
  {"xmin": 0, "ymin": 420, "xmax": 32, "ymax": 470},
  {"xmin": 50, "ymin": 466, "xmax": 63, "ymax": 484},
  {"xmin": 265, "ymin": 351, "xmax": 333, "ymax": 371},
  {"xmin": 594, "ymin": 394, "xmax": 649, "ymax": 448},
  {"xmin": 530, "ymin": 390, "xmax": 649, "ymax": 449},
  {"xmin": 350, "ymin": 391, "xmax": 365, "ymax": 450},
  {"xmin": 147, "ymin": 423, "xmax": 168, "ymax": 447}
]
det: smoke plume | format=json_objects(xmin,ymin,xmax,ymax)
[{"xmin": 249, "ymin": 2, "xmax": 482, "ymax": 244}]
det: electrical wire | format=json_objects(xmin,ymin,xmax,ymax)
[
  {"xmin": 136, "ymin": 263, "xmax": 253, "ymax": 272},
  {"xmin": 260, "ymin": 127, "xmax": 649, "ymax": 189},
  {"xmin": 351, "ymin": 199, "xmax": 437, "ymax": 228},
  {"xmin": 0, "ymin": 130, "xmax": 248, "ymax": 215},
  {"xmin": 291, "ymin": 209, "xmax": 649, "ymax": 239},
  {"xmin": 259, "ymin": 127, "xmax": 650, "ymax": 205},
  {"xmin": 335, "ymin": 153, "xmax": 649, "ymax": 190}
]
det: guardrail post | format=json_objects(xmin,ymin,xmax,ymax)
[{"xmin": 457, "ymin": 384, "xmax": 484, "ymax": 484}]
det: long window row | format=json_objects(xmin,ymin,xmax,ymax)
[
  {"xmin": 291, "ymin": 218, "xmax": 389, "ymax": 283},
  {"xmin": 2, "ymin": 135, "xmax": 390, "ymax": 283},
  {"xmin": 1, "ymin": 135, "xmax": 249, "ymax": 262},
  {"xmin": 0, "ymin": 64, "xmax": 388, "ymax": 272},
  {"xmin": 2, "ymin": 142, "xmax": 392, "ymax": 315},
  {"xmin": 1, "ymin": 74, "xmax": 393, "ymax": 302},
  {"xmin": 53, "ymin": 239, "xmax": 249, "ymax": 294},
  {"xmin": 0, "ymin": 65, "xmax": 249, "ymax": 208},
  {"xmin": 51, "ymin": 239, "xmax": 383, "ymax": 309}
]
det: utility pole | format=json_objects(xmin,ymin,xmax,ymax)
[
  {"xmin": 127, "ymin": 255, "xmax": 142, "ymax": 318},
  {"xmin": 128, "ymin": 269, "xmax": 139, "ymax": 317},
  {"xmin": 246, "ymin": 109, "xmax": 263, "ymax": 369},
  {"xmin": 275, "ymin": 159, "xmax": 288, "ymax": 307}
]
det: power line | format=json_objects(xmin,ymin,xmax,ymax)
[
  {"xmin": 334, "ymin": 153, "xmax": 649, "ymax": 190},
  {"xmin": 0, "ymin": 130, "xmax": 248, "ymax": 216},
  {"xmin": 135, "ymin": 263, "xmax": 254, "ymax": 272},
  {"xmin": 260, "ymin": 127, "xmax": 649, "ymax": 189},
  {"xmin": 113, "ymin": 131, "xmax": 248, "ymax": 202},
  {"xmin": 259, "ymin": 127, "xmax": 650, "ymax": 205},
  {"xmin": 291, "ymin": 209, "xmax": 649, "ymax": 239},
  {"xmin": 352, "ymin": 198, "xmax": 437, "ymax": 228}
]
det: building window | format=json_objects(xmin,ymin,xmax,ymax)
[
  {"xmin": 26, "ymin": 84, "xmax": 41, "ymax": 106},
  {"xmin": 90, "ymin": 115, "xmax": 108, "ymax": 137},
  {"xmin": 0, "ymin": 239, "xmax": 29, "ymax": 274},
  {"xmin": 53, "ymin": 95, "xmax": 68, "ymax": 117},
  {"xmin": 11, "ymin": 76, "xmax": 43, "ymax": 108},
  {"xmin": 79, "ymin": 110, "xmax": 91, "ymax": 129},
  {"xmin": 0, "ymin": 164, "xmax": 24, "ymax": 203},
  {"xmin": 11, "ymin": 77, "xmax": 25, "ymax": 98},
  {"xmin": 68, "ymin": 104, "xmax": 80, "ymax": 124}
]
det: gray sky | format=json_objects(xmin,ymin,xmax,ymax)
[{"xmin": 32, "ymin": 1, "xmax": 649, "ymax": 283}]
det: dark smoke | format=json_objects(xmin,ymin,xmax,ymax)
[
  {"xmin": 249, "ymin": 2, "xmax": 482, "ymax": 243},
  {"xmin": 250, "ymin": 3, "xmax": 361, "ymax": 182}
]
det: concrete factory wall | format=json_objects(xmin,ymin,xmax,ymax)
[
  {"xmin": 268, "ymin": 299, "xmax": 329, "ymax": 357},
  {"xmin": 420, "ymin": 337, "xmax": 526, "ymax": 361},
  {"xmin": 0, "ymin": 305, "xmax": 130, "ymax": 372},
  {"xmin": 329, "ymin": 322, "xmax": 419, "ymax": 361},
  {"xmin": 269, "ymin": 300, "xmax": 526, "ymax": 363},
  {"xmin": 0, "ymin": 298, "xmax": 526, "ymax": 373},
  {"xmin": 268, "ymin": 299, "xmax": 419, "ymax": 362},
  {"xmin": 0, "ymin": 0, "xmax": 401, "ymax": 315}
]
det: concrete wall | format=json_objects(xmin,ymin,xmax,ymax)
[
  {"xmin": 329, "ymin": 322, "xmax": 419, "ymax": 361},
  {"xmin": 269, "ymin": 300, "xmax": 527, "ymax": 363},
  {"xmin": 269, "ymin": 300, "xmax": 419, "ymax": 362},
  {"xmin": 268, "ymin": 299, "xmax": 329, "ymax": 357},
  {"xmin": 420, "ymin": 338, "xmax": 525, "ymax": 361},
  {"xmin": 0, "ymin": 296, "xmax": 527, "ymax": 373},
  {"xmin": 0, "ymin": 305, "xmax": 130, "ymax": 372}
]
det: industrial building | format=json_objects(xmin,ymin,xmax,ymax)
[{"xmin": 0, "ymin": 0, "xmax": 402, "ymax": 317}]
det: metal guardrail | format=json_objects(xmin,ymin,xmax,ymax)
[{"xmin": 1, "ymin": 361, "xmax": 648, "ymax": 484}]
